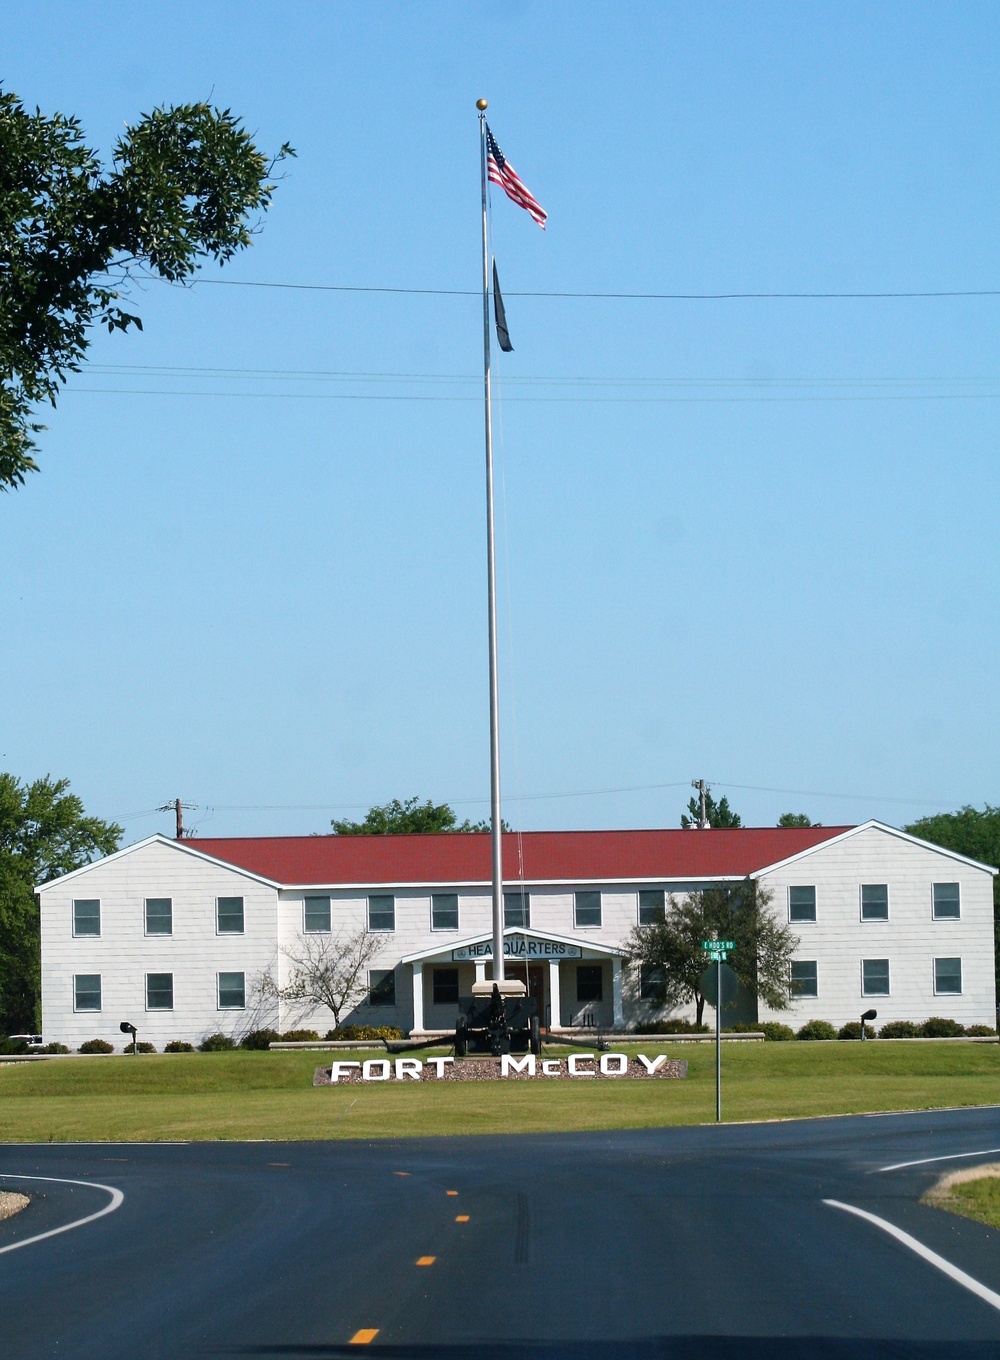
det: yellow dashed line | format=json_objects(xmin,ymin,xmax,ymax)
[
  {"xmin": 416, "ymin": 1256, "xmax": 436, "ymax": 1267},
  {"xmin": 446, "ymin": 1189, "xmax": 458, "ymax": 1196},
  {"xmin": 349, "ymin": 1328, "xmax": 379, "ymax": 1344},
  {"xmin": 455, "ymin": 1215, "xmax": 470, "ymax": 1223},
  {"xmin": 394, "ymin": 1171, "xmax": 410, "ymax": 1177}
]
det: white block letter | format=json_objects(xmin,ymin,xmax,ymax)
[
  {"xmin": 395, "ymin": 1058, "xmax": 423, "ymax": 1081},
  {"xmin": 541, "ymin": 1059, "xmax": 562, "ymax": 1076},
  {"xmin": 568, "ymin": 1053, "xmax": 595, "ymax": 1076},
  {"xmin": 362, "ymin": 1059, "xmax": 391, "ymax": 1081},
  {"xmin": 600, "ymin": 1053, "xmax": 628, "ymax": 1076},
  {"xmin": 501, "ymin": 1054, "xmax": 536, "ymax": 1077},
  {"xmin": 426, "ymin": 1057, "xmax": 454, "ymax": 1078},
  {"xmin": 329, "ymin": 1061, "xmax": 360, "ymax": 1083},
  {"xmin": 638, "ymin": 1054, "xmax": 666, "ymax": 1075}
]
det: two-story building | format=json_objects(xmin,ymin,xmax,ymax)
[{"xmin": 36, "ymin": 821, "xmax": 997, "ymax": 1047}]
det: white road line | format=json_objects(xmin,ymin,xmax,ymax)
[
  {"xmin": 879, "ymin": 1147, "xmax": 1000, "ymax": 1173},
  {"xmin": 0, "ymin": 1175, "xmax": 124, "ymax": 1256},
  {"xmin": 825, "ymin": 1199, "xmax": 1000, "ymax": 1314}
]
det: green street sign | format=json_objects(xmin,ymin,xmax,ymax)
[
  {"xmin": 706, "ymin": 950, "xmax": 726, "ymax": 961},
  {"xmin": 701, "ymin": 940, "xmax": 735, "ymax": 951}
]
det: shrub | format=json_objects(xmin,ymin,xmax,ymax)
[
  {"xmin": 0, "ymin": 1037, "xmax": 28, "ymax": 1055},
  {"xmin": 78, "ymin": 1038, "xmax": 114, "ymax": 1054},
  {"xmin": 837, "ymin": 1022, "xmax": 878, "ymax": 1040},
  {"xmin": 965, "ymin": 1025, "xmax": 997, "ymax": 1037},
  {"xmin": 324, "ymin": 1025, "xmax": 405, "ymax": 1041},
  {"xmin": 796, "ymin": 1020, "xmax": 837, "ymax": 1041},
  {"xmin": 279, "ymin": 1029, "xmax": 321, "ymax": 1043},
  {"xmin": 36, "ymin": 1042, "xmax": 70, "ymax": 1054},
  {"xmin": 878, "ymin": 1020, "xmax": 919, "ymax": 1039},
  {"xmin": 638, "ymin": 1019, "xmax": 710, "ymax": 1036},
  {"xmin": 759, "ymin": 1022, "xmax": 796, "ymax": 1042},
  {"xmin": 240, "ymin": 1028, "xmax": 281, "ymax": 1050},
  {"xmin": 123, "ymin": 1041, "xmax": 156, "ymax": 1054},
  {"xmin": 164, "ymin": 1040, "xmax": 195, "ymax": 1053},
  {"xmin": 920, "ymin": 1017, "xmax": 966, "ymax": 1038},
  {"xmin": 198, "ymin": 1033, "xmax": 236, "ymax": 1052}
]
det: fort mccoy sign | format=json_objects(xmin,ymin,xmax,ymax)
[
  {"xmin": 452, "ymin": 934, "xmax": 582, "ymax": 961},
  {"xmin": 317, "ymin": 1053, "xmax": 688, "ymax": 1084}
]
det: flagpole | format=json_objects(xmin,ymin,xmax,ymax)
[{"xmin": 477, "ymin": 98, "xmax": 505, "ymax": 984}]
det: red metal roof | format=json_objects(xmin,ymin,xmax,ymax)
[{"xmin": 188, "ymin": 826, "xmax": 847, "ymax": 886}]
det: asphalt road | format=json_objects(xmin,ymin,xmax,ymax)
[{"xmin": 3, "ymin": 1108, "xmax": 1000, "ymax": 1358}]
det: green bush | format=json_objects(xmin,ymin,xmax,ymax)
[
  {"xmin": 279, "ymin": 1029, "xmax": 321, "ymax": 1043},
  {"xmin": 759, "ymin": 1022, "xmax": 796, "ymax": 1041},
  {"xmin": 36, "ymin": 1042, "xmax": 70, "ymax": 1054},
  {"xmin": 920, "ymin": 1017, "xmax": 966, "ymax": 1038},
  {"xmin": 198, "ymin": 1033, "xmax": 236, "ymax": 1052},
  {"xmin": 78, "ymin": 1038, "xmax": 114, "ymax": 1054},
  {"xmin": 837, "ymin": 1022, "xmax": 878, "ymax": 1040},
  {"xmin": 325, "ymin": 1025, "xmax": 405, "ymax": 1041},
  {"xmin": 878, "ymin": 1020, "xmax": 919, "ymax": 1039},
  {"xmin": 638, "ymin": 1019, "xmax": 710, "ymax": 1036},
  {"xmin": 164, "ymin": 1040, "xmax": 195, "ymax": 1053},
  {"xmin": 240, "ymin": 1028, "xmax": 282, "ymax": 1050},
  {"xmin": 796, "ymin": 1020, "xmax": 837, "ymax": 1041},
  {"xmin": 0, "ymin": 1037, "xmax": 28, "ymax": 1055},
  {"xmin": 965, "ymin": 1025, "xmax": 997, "ymax": 1037},
  {"xmin": 123, "ymin": 1041, "xmax": 156, "ymax": 1054}
]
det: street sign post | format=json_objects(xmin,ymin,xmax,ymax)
[{"xmin": 701, "ymin": 939, "xmax": 736, "ymax": 1121}]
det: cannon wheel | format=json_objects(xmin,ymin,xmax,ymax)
[
  {"xmin": 455, "ymin": 1015, "xmax": 468, "ymax": 1058},
  {"xmin": 529, "ymin": 1015, "xmax": 541, "ymax": 1057}
]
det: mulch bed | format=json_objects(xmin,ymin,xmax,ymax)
[{"xmin": 314, "ymin": 1057, "xmax": 687, "ymax": 1085}]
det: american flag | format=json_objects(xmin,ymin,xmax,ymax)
[{"xmin": 486, "ymin": 125, "xmax": 547, "ymax": 229}]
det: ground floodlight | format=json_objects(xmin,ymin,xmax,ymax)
[
  {"xmin": 860, "ymin": 1008, "xmax": 877, "ymax": 1040},
  {"xmin": 120, "ymin": 1020, "xmax": 138, "ymax": 1054}
]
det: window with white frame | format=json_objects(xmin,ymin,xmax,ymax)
[
  {"xmin": 217, "ymin": 897, "xmax": 244, "ymax": 934},
  {"xmin": 638, "ymin": 889, "xmax": 665, "ymax": 925},
  {"xmin": 73, "ymin": 899, "xmax": 101, "ymax": 936},
  {"xmin": 862, "ymin": 958, "xmax": 890, "ymax": 995},
  {"xmin": 304, "ymin": 896, "xmax": 331, "ymax": 932},
  {"xmin": 861, "ymin": 884, "xmax": 889, "ymax": 921},
  {"xmin": 639, "ymin": 963, "xmax": 665, "ymax": 1003},
  {"xmin": 433, "ymin": 967, "xmax": 460, "ymax": 1006},
  {"xmin": 368, "ymin": 894, "xmax": 395, "ymax": 931},
  {"xmin": 504, "ymin": 890, "xmax": 530, "ymax": 929},
  {"xmin": 369, "ymin": 969, "xmax": 396, "ymax": 1006},
  {"xmin": 217, "ymin": 972, "xmax": 246, "ymax": 1008},
  {"xmin": 145, "ymin": 898, "xmax": 172, "ymax": 935},
  {"xmin": 790, "ymin": 960, "xmax": 818, "ymax": 997},
  {"xmin": 146, "ymin": 973, "xmax": 174, "ymax": 1010},
  {"xmin": 934, "ymin": 957, "xmax": 963, "ymax": 994},
  {"xmin": 432, "ymin": 894, "xmax": 459, "ymax": 931},
  {"xmin": 74, "ymin": 973, "xmax": 102, "ymax": 1011},
  {"xmin": 576, "ymin": 965, "xmax": 604, "ymax": 1003},
  {"xmin": 574, "ymin": 891, "xmax": 602, "ymax": 928},
  {"xmin": 932, "ymin": 883, "xmax": 961, "ymax": 920},
  {"xmin": 788, "ymin": 886, "xmax": 816, "ymax": 923}
]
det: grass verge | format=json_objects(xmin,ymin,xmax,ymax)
[
  {"xmin": 0, "ymin": 1040, "xmax": 998, "ymax": 1143},
  {"xmin": 924, "ymin": 1162, "xmax": 1000, "ymax": 1230}
]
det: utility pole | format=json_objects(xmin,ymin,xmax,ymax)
[
  {"xmin": 158, "ymin": 799, "xmax": 194, "ymax": 840},
  {"xmin": 691, "ymin": 779, "xmax": 710, "ymax": 830}
]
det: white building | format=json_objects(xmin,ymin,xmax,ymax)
[{"xmin": 36, "ymin": 822, "xmax": 996, "ymax": 1048}]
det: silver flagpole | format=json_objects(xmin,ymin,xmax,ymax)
[{"xmin": 477, "ymin": 98, "xmax": 505, "ymax": 983}]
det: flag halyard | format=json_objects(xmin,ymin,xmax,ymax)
[{"xmin": 486, "ymin": 125, "xmax": 547, "ymax": 229}]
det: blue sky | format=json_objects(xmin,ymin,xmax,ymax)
[{"xmin": 3, "ymin": 2, "xmax": 999, "ymax": 843}]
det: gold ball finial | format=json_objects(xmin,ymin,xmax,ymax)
[{"xmin": 476, "ymin": 98, "xmax": 488, "ymax": 110}]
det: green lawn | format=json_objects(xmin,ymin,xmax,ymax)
[{"xmin": 1, "ymin": 1041, "xmax": 998, "ymax": 1142}]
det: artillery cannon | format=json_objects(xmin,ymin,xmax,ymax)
[{"xmin": 455, "ymin": 981, "xmax": 541, "ymax": 1057}]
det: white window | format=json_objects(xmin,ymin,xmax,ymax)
[
  {"xmin": 368, "ymin": 894, "xmax": 395, "ymax": 931},
  {"xmin": 218, "ymin": 972, "xmax": 246, "ymax": 1008},
  {"xmin": 504, "ymin": 890, "xmax": 530, "ymax": 929},
  {"xmin": 790, "ymin": 960, "xmax": 818, "ymax": 997},
  {"xmin": 145, "ymin": 898, "xmax": 172, "ymax": 935},
  {"xmin": 574, "ymin": 891, "xmax": 602, "ymax": 928},
  {"xmin": 73, "ymin": 899, "xmax": 101, "ymax": 937},
  {"xmin": 304, "ymin": 896, "xmax": 331, "ymax": 932},
  {"xmin": 369, "ymin": 970, "xmax": 396, "ymax": 1006},
  {"xmin": 432, "ymin": 894, "xmax": 459, "ymax": 931},
  {"xmin": 146, "ymin": 973, "xmax": 173, "ymax": 1010},
  {"xmin": 216, "ymin": 897, "xmax": 244, "ymax": 934},
  {"xmin": 861, "ymin": 884, "xmax": 889, "ymax": 921},
  {"xmin": 788, "ymin": 886, "xmax": 816, "ymax": 923},
  {"xmin": 74, "ymin": 974, "xmax": 102, "ymax": 1011},
  {"xmin": 933, "ymin": 883, "xmax": 961, "ymax": 920},
  {"xmin": 639, "ymin": 964, "xmax": 665, "ymax": 1003},
  {"xmin": 638, "ymin": 890, "xmax": 665, "ymax": 925},
  {"xmin": 862, "ymin": 958, "xmax": 890, "ymax": 996},
  {"xmin": 934, "ymin": 958, "xmax": 963, "ymax": 995}
]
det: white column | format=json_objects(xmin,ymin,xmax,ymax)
[
  {"xmin": 548, "ymin": 959, "xmax": 561, "ymax": 1029},
  {"xmin": 475, "ymin": 961, "xmax": 486, "ymax": 986},
  {"xmin": 411, "ymin": 961, "xmax": 424, "ymax": 1035},
  {"xmin": 612, "ymin": 955, "xmax": 624, "ymax": 1029}
]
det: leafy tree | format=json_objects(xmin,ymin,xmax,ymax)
[
  {"xmin": 279, "ymin": 929, "xmax": 385, "ymax": 1030},
  {"xmin": 681, "ymin": 790, "xmax": 742, "ymax": 829},
  {"xmin": 626, "ymin": 882, "xmax": 796, "ymax": 1026},
  {"xmin": 0, "ymin": 87, "xmax": 293, "ymax": 488},
  {"xmin": 777, "ymin": 812, "xmax": 820, "ymax": 827},
  {"xmin": 0, "ymin": 774, "xmax": 121, "ymax": 1032},
  {"xmin": 332, "ymin": 797, "xmax": 509, "ymax": 835},
  {"xmin": 905, "ymin": 805, "xmax": 1000, "ymax": 989}
]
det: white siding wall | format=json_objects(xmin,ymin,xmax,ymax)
[
  {"xmin": 40, "ymin": 841, "xmax": 279, "ymax": 1049},
  {"xmin": 758, "ymin": 826, "xmax": 996, "ymax": 1029}
]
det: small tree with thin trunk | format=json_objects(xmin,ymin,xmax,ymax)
[
  {"xmin": 279, "ymin": 929, "xmax": 384, "ymax": 1031},
  {"xmin": 626, "ymin": 882, "xmax": 797, "ymax": 1026}
]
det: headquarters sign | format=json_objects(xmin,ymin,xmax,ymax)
[{"xmin": 452, "ymin": 935, "xmax": 582, "ymax": 962}]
